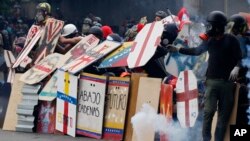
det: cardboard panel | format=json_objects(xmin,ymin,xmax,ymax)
[
  {"xmin": 76, "ymin": 73, "xmax": 107, "ymax": 139},
  {"xmin": 12, "ymin": 25, "xmax": 42, "ymax": 68},
  {"xmin": 37, "ymin": 101, "xmax": 56, "ymax": 133},
  {"xmin": 61, "ymin": 40, "xmax": 121, "ymax": 74},
  {"xmin": 34, "ymin": 18, "xmax": 64, "ymax": 64},
  {"xmin": 39, "ymin": 70, "xmax": 58, "ymax": 101},
  {"xmin": 127, "ymin": 21, "xmax": 164, "ymax": 68},
  {"xmin": 160, "ymin": 84, "xmax": 173, "ymax": 141},
  {"xmin": 98, "ymin": 42, "xmax": 134, "ymax": 68},
  {"xmin": 2, "ymin": 73, "xmax": 23, "ymax": 131},
  {"xmin": 55, "ymin": 70, "xmax": 77, "ymax": 137},
  {"xmin": 103, "ymin": 77, "xmax": 130, "ymax": 140},
  {"xmin": 124, "ymin": 73, "xmax": 147, "ymax": 141},
  {"xmin": 131, "ymin": 77, "xmax": 161, "ymax": 141},
  {"xmin": 19, "ymin": 53, "xmax": 62, "ymax": 85}
]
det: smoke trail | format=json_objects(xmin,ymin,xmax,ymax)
[{"xmin": 131, "ymin": 103, "xmax": 203, "ymax": 141}]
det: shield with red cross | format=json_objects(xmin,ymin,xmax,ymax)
[
  {"xmin": 56, "ymin": 69, "xmax": 78, "ymax": 137},
  {"xmin": 175, "ymin": 70, "xmax": 198, "ymax": 128},
  {"xmin": 127, "ymin": 21, "xmax": 163, "ymax": 68}
]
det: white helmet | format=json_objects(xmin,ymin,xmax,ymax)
[{"xmin": 61, "ymin": 24, "xmax": 78, "ymax": 37}]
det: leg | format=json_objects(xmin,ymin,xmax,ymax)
[
  {"xmin": 214, "ymin": 82, "xmax": 235, "ymax": 141},
  {"xmin": 202, "ymin": 79, "xmax": 219, "ymax": 141}
]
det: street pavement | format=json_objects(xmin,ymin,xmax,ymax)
[{"xmin": 0, "ymin": 129, "xmax": 103, "ymax": 141}]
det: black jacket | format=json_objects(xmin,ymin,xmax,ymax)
[{"xmin": 179, "ymin": 33, "xmax": 242, "ymax": 80}]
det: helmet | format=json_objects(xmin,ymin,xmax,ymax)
[
  {"xmin": 36, "ymin": 2, "xmax": 51, "ymax": 14},
  {"xmin": 95, "ymin": 17, "xmax": 102, "ymax": 23},
  {"xmin": 107, "ymin": 33, "xmax": 122, "ymax": 42},
  {"xmin": 161, "ymin": 23, "xmax": 179, "ymax": 44},
  {"xmin": 61, "ymin": 24, "xmax": 78, "ymax": 37},
  {"xmin": 101, "ymin": 25, "xmax": 113, "ymax": 39},
  {"xmin": 89, "ymin": 26, "xmax": 103, "ymax": 40},
  {"xmin": 155, "ymin": 10, "xmax": 167, "ymax": 19},
  {"xmin": 229, "ymin": 14, "xmax": 248, "ymax": 35},
  {"xmin": 206, "ymin": 11, "xmax": 227, "ymax": 36},
  {"xmin": 83, "ymin": 17, "xmax": 92, "ymax": 25},
  {"xmin": 206, "ymin": 11, "xmax": 227, "ymax": 26},
  {"xmin": 93, "ymin": 22, "xmax": 102, "ymax": 27}
]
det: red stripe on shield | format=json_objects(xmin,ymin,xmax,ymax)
[
  {"xmin": 63, "ymin": 102, "xmax": 68, "ymax": 134},
  {"xmin": 176, "ymin": 71, "xmax": 198, "ymax": 127}
]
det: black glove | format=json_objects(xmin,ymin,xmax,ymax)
[{"xmin": 166, "ymin": 44, "xmax": 180, "ymax": 52}]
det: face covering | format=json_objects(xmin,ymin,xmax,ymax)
[
  {"xmin": 205, "ymin": 23, "xmax": 225, "ymax": 37},
  {"xmin": 82, "ymin": 24, "xmax": 90, "ymax": 35},
  {"xmin": 35, "ymin": 11, "xmax": 45, "ymax": 23}
]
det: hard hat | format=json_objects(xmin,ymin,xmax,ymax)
[
  {"xmin": 36, "ymin": 2, "xmax": 51, "ymax": 14},
  {"xmin": 61, "ymin": 24, "xmax": 78, "ymax": 37}
]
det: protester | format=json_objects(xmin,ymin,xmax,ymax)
[
  {"xmin": 81, "ymin": 17, "xmax": 92, "ymax": 36},
  {"xmin": 228, "ymin": 14, "xmax": 250, "ymax": 125},
  {"xmin": 56, "ymin": 23, "xmax": 82, "ymax": 54},
  {"xmin": 142, "ymin": 23, "xmax": 179, "ymax": 78},
  {"xmin": 167, "ymin": 11, "xmax": 242, "ymax": 141},
  {"xmin": 155, "ymin": 10, "xmax": 167, "ymax": 21},
  {"xmin": 35, "ymin": 2, "xmax": 52, "ymax": 26},
  {"xmin": 0, "ymin": 15, "xmax": 11, "ymax": 82},
  {"xmin": 101, "ymin": 25, "xmax": 113, "ymax": 39},
  {"xmin": 89, "ymin": 26, "xmax": 103, "ymax": 41}
]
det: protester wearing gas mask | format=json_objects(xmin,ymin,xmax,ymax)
[{"xmin": 167, "ymin": 11, "xmax": 242, "ymax": 141}]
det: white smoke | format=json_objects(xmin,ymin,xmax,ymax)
[
  {"xmin": 242, "ymin": 44, "xmax": 250, "ymax": 125},
  {"xmin": 247, "ymin": 0, "xmax": 250, "ymax": 5},
  {"xmin": 131, "ymin": 103, "xmax": 203, "ymax": 141}
]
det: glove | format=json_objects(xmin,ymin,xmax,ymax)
[
  {"xmin": 229, "ymin": 66, "xmax": 240, "ymax": 81},
  {"xmin": 166, "ymin": 44, "xmax": 180, "ymax": 52}
]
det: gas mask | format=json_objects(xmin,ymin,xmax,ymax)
[
  {"xmin": 205, "ymin": 23, "xmax": 225, "ymax": 37},
  {"xmin": 35, "ymin": 10, "xmax": 45, "ymax": 24},
  {"xmin": 82, "ymin": 24, "xmax": 90, "ymax": 35}
]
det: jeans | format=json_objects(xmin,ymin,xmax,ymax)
[{"xmin": 202, "ymin": 79, "xmax": 235, "ymax": 141}]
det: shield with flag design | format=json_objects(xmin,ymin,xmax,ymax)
[
  {"xmin": 175, "ymin": 70, "xmax": 198, "ymax": 128},
  {"xmin": 56, "ymin": 69, "xmax": 77, "ymax": 137}
]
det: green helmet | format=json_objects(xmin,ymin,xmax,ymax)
[{"xmin": 36, "ymin": 2, "xmax": 51, "ymax": 14}]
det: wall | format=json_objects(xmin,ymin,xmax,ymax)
[
  {"xmin": 20, "ymin": 0, "xmax": 250, "ymax": 30},
  {"xmin": 59, "ymin": 0, "xmax": 181, "ymax": 25}
]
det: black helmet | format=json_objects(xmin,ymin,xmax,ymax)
[
  {"xmin": 161, "ymin": 23, "xmax": 178, "ymax": 44},
  {"xmin": 229, "ymin": 14, "xmax": 248, "ymax": 35},
  {"xmin": 107, "ymin": 33, "xmax": 122, "ymax": 42},
  {"xmin": 207, "ymin": 11, "xmax": 227, "ymax": 26},
  {"xmin": 89, "ymin": 26, "xmax": 103, "ymax": 40},
  {"xmin": 155, "ymin": 10, "xmax": 167, "ymax": 19}
]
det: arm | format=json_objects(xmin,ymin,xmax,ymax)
[
  {"xmin": 233, "ymin": 37, "xmax": 242, "ymax": 67},
  {"xmin": 56, "ymin": 36, "xmax": 83, "ymax": 54},
  {"xmin": 59, "ymin": 36, "xmax": 82, "ymax": 44},
  {"xmin": 229, "ymin": 35, "xmax": 242, "ymax": 81},
  {"xmin": 55, "ymin": 43, "xmax": 73, "ymax": 54},
  {"xmin": 178, "ymin": 41, "xmax": 208, "ymax": 56}
]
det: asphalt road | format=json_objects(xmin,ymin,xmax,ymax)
[{"xmin": 0, "ymin": 129, "xmax": 102, "ymax": 141}]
